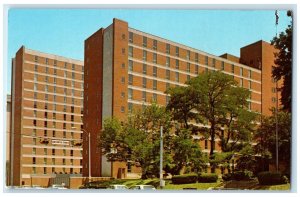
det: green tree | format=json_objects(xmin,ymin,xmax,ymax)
[
  {"xmin": 254, "ymin": 111, "xmax": 291, "ymax": 174},
  {"xmin": 167, "ymin": 71, "xmax": 256, "ymax": 173},
  {"xmin": 271, "ymin": 11, "xmax": 293, "ymax": 112},
  {"xmin": 169, "ymin": 128, "xmax": 204, "ymax": 175}
]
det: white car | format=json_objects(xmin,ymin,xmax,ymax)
[
  {"xmin": 50, "ymin": 184, "xmax": 67, "ymax": 189},
  {"xmin": 107, "ymin": 185, "xmax": 128, "ymax": 190},
  {"xmin": 130, "ymin": 185, "xmax": 156, "ymax": 190}
]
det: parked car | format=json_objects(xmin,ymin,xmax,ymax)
[
  {"xmin": 107, "ymin": 185, "xmax": 128, "ymax": 190},
  {"xmin": 79, "ymin": 181, "xmax": 107, "ymax": 189},
  {"xmin": 130, "ymin": 185, "xmax": 156, "ymax": 190},
  {"xmin": 50, "ymin": 184, "xmax": 67, "ymax": 189}
]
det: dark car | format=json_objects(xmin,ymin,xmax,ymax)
[{"xmin": 79, "ymin": 181, "xmax": 107, "ymax": 189}]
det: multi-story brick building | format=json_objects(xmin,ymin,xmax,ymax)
[
  {"xmin": 10, "ymin": 46, "xmax": 84, "ymax": 186},
  {"xmin": 84, "ymin": 18, "xmax": 280, "ymax": 178}
]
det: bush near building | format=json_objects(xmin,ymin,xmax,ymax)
[
  {"xmin": 222, "ymin": 170, "xmax": 253, "ymax": 181},
  {"xmin": 198, "ymin": 173, "xmax": 218, "ymax": 183},
  {"xmin": 171, "ymin": 174, "xmax": 198, "ymax": 184},
  {"xmin": 257, "ymin": 171, "xmax": 288, "ymax": 185}
]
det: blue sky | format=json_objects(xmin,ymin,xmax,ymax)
[{"xmin": 6, "ymin": 9, "xmax": 291, "ymax": 94}]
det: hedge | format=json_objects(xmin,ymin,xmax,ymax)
[
  {"xmin": 222, "ymin": 170, "xmax": 253, "ymax": 181},
  {"xmin": 172, "ymin": 174, "xmax": 198, "ymax": 184},
  {"xmin": 257, "ymin": 171, "xmax": 288, "ymax": 185},
  {"xmin": 198, "ymin": 173, "xmax": 218, "ymax": 183}
]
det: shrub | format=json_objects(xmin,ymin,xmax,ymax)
[
  {"xmin": 257, "ymin": 171, "xmax": 288, "ymax": 185},
  {"xmin": 198, "ymin": 173, "xmax": 218, "ymax": 183},
  {"xmin": 232, "ymin": 170, "xmax": 253, "ymax": 181},
  {"xmin": 222, "ymin": 170, "xmax": 253, "ymax": 181},
  {"xmin": 222, "ymin": 173, "xmax": 232, "ymax": 181},
  {"xmin": 172, "ymin": 174, "xmax": 198, "ymax": 184}
]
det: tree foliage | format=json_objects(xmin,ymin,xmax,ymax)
[
  {"xmin": 99, "ymin": 104, "xmax": 204, "ymax": 177},
  {"xmin": 271, "ymin": 11, "xmax": 293, "ymax": 112},
  {"xmin": 254, "ymin": 111, "xmax": 291, "ymax": 173},
  {"xmin": 167, "ymin": 71, "xmax": 257, "ymax": 172}
]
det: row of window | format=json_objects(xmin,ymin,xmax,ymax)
[
  {"xmin": 34, "ymin": 56, "xmax": 83, "ymax": 71},
  {"xmin": 128, "ymin": 48, "xmax": 253, "ymax": 78},
  {"xmin": 31, "ymin": 128, "xmax": 83, "ymax": 139},
  {"xmin": 32, "ymin": 119, "xmax": 83, "ymax": 130},
  {"xmin": 33, "ymin": 64, "xmax": 84, "ymax": 80},
  {"xmin": 33, "ymin": 84, "xmax": 83, "ymax": 98},
  {"xmin": 31, "ymin": 167, "xmax": 81, "ymax": 175},
  {"xmin": 33, "ymin": 74, "xmax": 84, "ymax": 89}
]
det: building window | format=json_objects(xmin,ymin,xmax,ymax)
[
  {"xmin": 240, "ymin": 67, "xmax": 243, "ymax": 76},
  {"xmin": 128, "ymin": 60, "xmax": 133, "ymax": 71},
  {"xmin": 175, "ymin": 72, "xmax": 179, "ymax": 82},
  {"xmin": 153, "ymin": 80, "xmax": 157, "ymax": 90},
  {"xmin": 34, "ymin": 56, "xmax": 38, "ymax": 62},
  {"xmin": 122, "ymin": 63, "xmax": 125, "ymax": 69},
  {"xmin": 72, "ymin": 72, "xmax": 75, "ymax": 79},
  {"xmin": 72, "ymin": 64, "xmax": 75, "ymax": 70},
  {"xmin": 34, "ymin": 83, "xmax": 37, "ymax": 91},
  {"xmin": 33, "ymin": 119, "xmax": 37, "ymax": 126},
  {"xmin": 166, "ymin": 96, "xmax": 170, "ymax": 105},
  {"xmin": 128, "ymin": 46, "xmax": 133, "ymax": 57},
  {"xmin": 176, "ymin": 59, "xmax": 179, "ymax": 69},
  {"xmin": 272, "ymin": 87, "xmax": 276, "ymax": 93},
  {"xmin": 122, "ymin": 48, "xmax": 125, "ymax": 54},
  {"xmin": 221, "ymin": 61, "xmax": 225, "ymax": 70},
  {"xmin": 272, "ymin": 97, "xmax": 276, "ymax": 103},
  {"xmin": 153, "ymin": 40, "xmax": 157, "ymax": 50},
  {"xmin": 153, "ymin": 67, "xmax": 157, "ymax": 77},
  {"xmin": 187, "ymin": 75, "xmax": 190, "ymax": 81},
  {"xmin": 231, "ymin": 64, "xmax": 235, "ymax": 73},
  {"xmin": 205, "ymin": 140, "xmax": 208, "ymax": 149},
  {"xmin": 166, "ymin": 70, "xmax": 170, "ymax": 80},
  {"xmin": 195, "ymin": 53, "xmax": 199, "ymax": 62},
  {"xmin": 45, "ymin": 67, "xmax": 49, "ymax": 73},
  {"xmin": 34, "ymin": 64, "xmax": 38, "ymax": 72},
  {"xmin": 45, "ymin": 58, "xmax": 49, "ymax": 65},
  {"xmin": 33, "ymin": 148, "xmax": 36, "ymax": 155},
  {"xmin": 240, "ymin": 79, "xmax": 243, "ymax": 87},
  {"xmin": 186, "ymin": 50, "xmax": 190, "ymax": 60},
  {"xmin": 128, "ymin": 88, "xmax": 133, "ymax": 100},
  {"xmin": 176, "ymin": 47, "xmax": 179, "ymax": 57},
  {"xmin": 143, "ymin": 36, "xmax": 147, "ymax": 47},
  {"xmin": 195, "ymin": 65, "xmax": 199, "ymax": 74},
  {"xmin": 142, "ymin": 91, "xmax": 146, "ymax": 102},
  {"xmin": 54, "ymin": 60, "xmax": 57, "ymax": 66},
  {"xmin": 249, "ymin": 81, "xmax": 252, "ymax": 89},
  {"xmin": 153, "ymin": 53, "xmax": 157, "ymax": 63},
  {"xmin": 34, "ymin": 92, "xmax": 37, "ymax": 99},
  {"xmin": 166, "ymin": 44, "xmax": 170, "ymax": 54},
  {"xmin": 121, "ymin": 106, "xmax": 125, "ymax": 113},
  {"xmin": 121, "ymin": 77, "xmax": 125, "ymax": 84},
  {"xmin": 44, "ymin": 158, "xmax": 47, "ymax": 164},
  {"xmin": 128, "ymin": 74, "xmax": 133, "ymax": 85},
  {"xmin": 212, "ymin": 59, "xmax": 216, "ymax": 68},
  {"xmin": 34, "ymin": 101, "xmax": 37, "ymax": 108},
  {"xmin": 33, "ymin": 157, "xmax": 36, "ymax": 164},
  {"xmin": 143, "ymin": 77, "xmax": 147, "ymax": 88},
  {"xmin": 44, "ymin": 148, "xmax": 47, "ymax": 155},
  {"xmin": 166, "ymin": 57, "xmax": 170, "ymax": 67},
  {"xmin": 153, "ymin": 93, "xmax": 157, "ymax": 102},
  {"xmin": 128, "ymin": 103, "xmax": 133, "ymax": 112},
  {"xmin": 129, "ymin": 32, "xmax": 133, "ymax": 43},
  {"xmin": 143, "ymin": 50, "xmax": 147, "ymax": 61},
  {"xmin": 205, "ymin": 56, "xmax": 208, "ymax": 65},
  {"xmin": 249, "ymin": 70, "xmax": 252, "ymax": 78},
  {"xmin": 186, "ymin": 63, "xmax": 190, "ymax": 72},
  {"xmin": 166, "ymin": 83, "xmax": 170, "ymax": 91},
  {"xmin": 143, "ymin": 64, "xmax": 147, "ymax": 74}
]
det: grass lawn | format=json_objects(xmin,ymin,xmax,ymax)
[{"xmin": 163, "ymin": 181, "xmax": 221, "ymax": 190}]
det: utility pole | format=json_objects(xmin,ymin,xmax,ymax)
[{"xmin": 159, "ymin": 126, "xmax": 164, "ymax": 188}]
